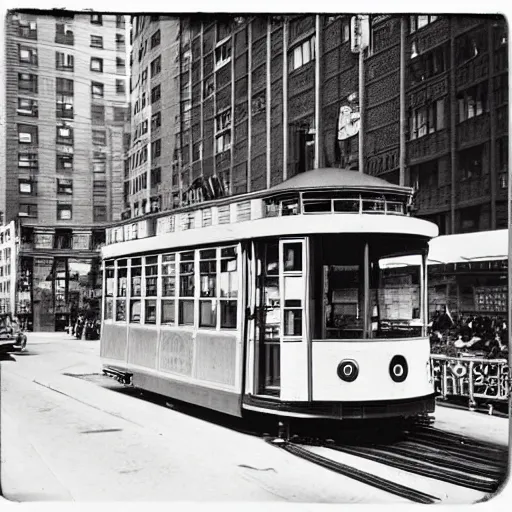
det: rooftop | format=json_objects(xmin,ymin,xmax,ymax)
[{"xmin": 269, "ymin": 168, "xmax": 411, "ymax": 194}]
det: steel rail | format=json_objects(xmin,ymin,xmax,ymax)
[
  {"xmin": 269, "ymin": 440, "xmax": 440, "ymax": 504},
  {"xmin": 328, "ymin": 444, "xmax": 500, "ymax": 493}
]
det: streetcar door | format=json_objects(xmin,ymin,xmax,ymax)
[{"xmin": 253, "ymin": 239, "xmax": 309, "ymax": 400}]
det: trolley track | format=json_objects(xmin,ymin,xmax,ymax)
[
  {"xmin": 268, "ymin": 439, "xmax": 440, "ymax": 504},
  {"xmin": 266, "ymin": 420, "xmax": 507, "ymax": 502}
]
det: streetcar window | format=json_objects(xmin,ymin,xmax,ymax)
[
  {"xmin": 179, "ymin": 251, "xmax": 195, "ymax": 326},
  {"xmin": 105, "ymin": 299, "xmax": 113, "ymax": 320},
  {"xmin": 145, "ymin": 257, "xmax": 158, "ymax": 296},
  {"xmin": 161, "ymin": 300, "xmax": 175, "ymax": 324},
  {"xmin": 220, "ymin": 246, "xmax": 238, "ymax": 329},
  {"xmin": 199, "ymin": 249, "xmax": 217, "ymax": 328},
  {"xmin": 220, "ymin": 300, "xmax": 237, "ymax": 329},
  {"xmin": 105, "ymin": 267, "xmax": 114, "ymax": 297},
  {"xmin": 283, "ymin": 242, "xmax": 302, "ymax": 272},
  {"xmin": 130, "ymin": 299, "xmax": 141, "ymax": 323},
  {"xmin": 116, "ymin": 299, "xmax": 126, "ymax": 322},
  {"xmin": 220, "ymin": 247, "xmax": 238, "ymax": 298},
  {"xmin": 117, "ymin": 263, "xmax": 127, "ymax": 297},
  {"xmin": 161, "ymin": 253, "xmax": 176, "ymax": 296},
  {"xmin": 131, "ymin": 259, "xmax": 142, "ymax": 297},
  {"xmin": 144, "ymin": 299, "xmax": 157, "ymax": 324}
]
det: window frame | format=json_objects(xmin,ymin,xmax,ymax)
[
  {"xmin": 90, "ymin": 57, "xmax": 103, "ymax": 72},
  {"xmin": 90, "ymin": 34, "xmax": 103, "ymax": 48},
  {"xmin": 57, "ymin": 203, "xmax": 72, "ymax": 220}
]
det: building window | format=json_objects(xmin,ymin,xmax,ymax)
[
  {"xmin": 18, "ymin": 152, "xmax": 38, "ymax": 170},
  {"xmin": 409, "ymin": 15, "xmax": 438, "ymax": 33},
  {"xmin": 18, "ymin": 73, "xmax": 37, "ymax": 93},
  {"xmin": 56, "ymin": 77, "xmax": 74, "ymax": 95},
  {"xmin": 150, "ymin": 55, "xmax": 161, "ymax": 77},
  {"xmin": 459, "ymin": 145, "xmax": 484, "ymax": 180},
  {"xmin": 57, "ymin": 178, "xmax": 73, "ymax": 195},
  {"xmin": 456, "ymin": 28, "xmax": 487, "ymax": 63},
  {"xmin": 18, "ymin": 124, "xmax": 38, "ymax": 144},
  {"xmin": 90, "ymin": 14, "xmax": 102, "ymax": 25},
  {"xmin": 55, "ymin": 22, "xmax": 74, "ymax": 45},
  {"xmin": 342, "ymin": 18, "xmax": 350, "ymax": 42},
  {"xmin": 151, "ymin": 84, "xmax": 161, "ymax": 103},
  {"xmin": 150, "ymin": 29, "xmax": 161, "ymax": 49},
  {"xmin": 178, "ymin": 251, "xmax": 195, "ymax": 326},
  {"xmin": 90, "ymin": 35, "xmax": 103, "ymax": 48},
  {"xmin": 151, "ymin": 111, "xmax": 161, "ymax": 131},
  {"xmin": 203, "ymin": 75, "xmax": 214, "ymax": 99},
  {"xmin": 17, "ymin": 19, "xmax": 37, "ymax": 39},
  {"xmin": 116, "ymin": 57, "xmax": 125, "ymax": 72},
  {"xmin": 91, "ymin": 82, "xmax": 104, "ymax": 98},
  {"xmin": 92, "ymin": 129, "xmax": 106, "ymax": 146},
  {"xmin": 457, "ymin": 83, "xmax": 488, "ymax": 123},
  {"xmin": 19, "ymin": 203, "xmax": 38, "ymax": 218},
  {"xmin": 497, "ymin": 137, "xmax": 508, "ymax": 174},
  {"xmin": 215, "ymin": 110, "xmax": 231, "ymax": 154},
  {"xmin": 116, "ymin": 33, "xmax": 125, "ymax": 50},
  {"xmin": 151, "ymin": 167, "xmax": 161, "ymax": 185},
  {"xmin": 93, "ymin": 205, "xmax": 107, "ymax": 222},
  {"xmin": 57, "ymin": 204, "xmax": 72, "ymax": 220},
  {"xmin": 114, "ymin": 106, "xmax": 127, "ymax": 123},
  {"xmin": 289, "ymin": 35, "xmax": 316, "ymax": 72},
  {"xmin": 90, "ymin": 57, "xmax": 103, "ymax": 72},
  {"xmin": 56, "ymin": 52, "xmax": 74, "ymax": 70},
  {"xmin": 17, "ymin": 97, "xmax": 38, "ymax": 117},
  {"xmin": 93, "ymin": 161, "xmax": 106, "ymax": 175},
  {"xmin": 192, "ymin": 141, "xmax": 202, "ymax": 162},
  {"xmin": 56, "ymin": 125, "xmax": 73, "ymax": 145},
  {"xmin": 18, "ymin": 45, "xmax": 38, "ymax": 65},
  {"xmin": 409, "ymin": 44, "xmax": 447, "ymax": 84},
  {"xmin": 19, "ymin": 179, "xmax": 35, "ymax": 195},
  {"xmin": 215, "ymin": 40, "xmax": 231, "ymax": 69},
  {"xmin": 56, "ymin": 94, "xmax": 74, "ymax": 119},
  {"xmin": 56, "ymin": 153, "xmax": 73, "ymax": 171},
  {"xmin": 409, "ymin": 99, "xmax": 445, "ymax": 140},
  {"xmin": 116, "ymin": 79, "xmax": 126, "ymax": 94},
  {"xmin": 151, "ymin": 139, "xmax": 161, "ymax": 159},
  {"xmin": 91, "ymin": 104, "xmax": 105, "ymax": 124},
  {"xmin": 93, "ymin": 181, "xmax": 107, "ymax": 206},
  {"xmin": 116, "ymin": 15, "xmax": 125, "ymax": 29}
]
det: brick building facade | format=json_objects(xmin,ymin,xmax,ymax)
[
  {"xmin": 125, "ymin": 14, "xmax": 508, "ymax": 237},
  {"xmin": 1, "ymin": 11, "xmax": 130, "ymax": 330}
]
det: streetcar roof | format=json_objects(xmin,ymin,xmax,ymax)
[{"xmin": 269, "ymin": 168, "xmax": 411, "ymax": 195}]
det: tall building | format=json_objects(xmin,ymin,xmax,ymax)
[
  {"xmin": 123, "ymin": 15, "xmax": 181, "ymax": 219},
  {"xmin": 1, "ymin": 10, "xmax": 130, "ymax": 330},
  {"xmin": 123, "ymin": 14, "xmax": 508, "ymax": 237}
]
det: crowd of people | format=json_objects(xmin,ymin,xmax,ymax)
[{"xmin": 429, "ymin": 308, "xmax": 509, "ymax": 359}]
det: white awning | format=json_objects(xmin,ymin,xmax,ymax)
[
  {"xmin": 428, "ymin": 229, "xmax": 509, "ymax": 264},
  {"xmin": 381, "ymin": 229, "xmax": 509, "ymax": 268}
]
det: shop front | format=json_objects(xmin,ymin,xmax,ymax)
[{"xmin": 425, "ymin": 230, "xmax": 509, "ymax": 411}]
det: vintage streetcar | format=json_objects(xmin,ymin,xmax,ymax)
[{"xmin": 100, "ymin": 168, "xmax": 439, "ymax": 421}]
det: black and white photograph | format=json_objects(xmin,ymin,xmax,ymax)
[{"xmin": 0, "ymin": 3, "xmax": 510, "ymax": 506}]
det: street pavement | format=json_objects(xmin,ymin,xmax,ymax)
[{"xmin": 0, "ymin": 332, "xmax": 510, "ymax": 504}]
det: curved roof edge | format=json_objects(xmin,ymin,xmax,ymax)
[{"xmin": 269, "ymin": 168, "xmax": 411, "ymax": 194}]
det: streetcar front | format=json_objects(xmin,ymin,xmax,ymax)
[{"xmin": 244, "ymin": 169, "xmax": 439, "ymax": 420}]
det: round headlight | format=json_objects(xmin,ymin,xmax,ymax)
[
  {"xmin": 337, "ymin": 359, "xmax": 359, "ymax": 382},
  {"xmin": 389, "ymin": 355, "xmax": 408, "ymax": 383}
]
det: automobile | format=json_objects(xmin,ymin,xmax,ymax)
[{"xmin": 0, "ymin": 313, "xmax": 27, "ymax": 354}]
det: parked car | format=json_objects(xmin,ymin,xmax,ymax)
[{"xmin": 0, "ymin": 313, "xmax": 27, "ymax": 353}]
